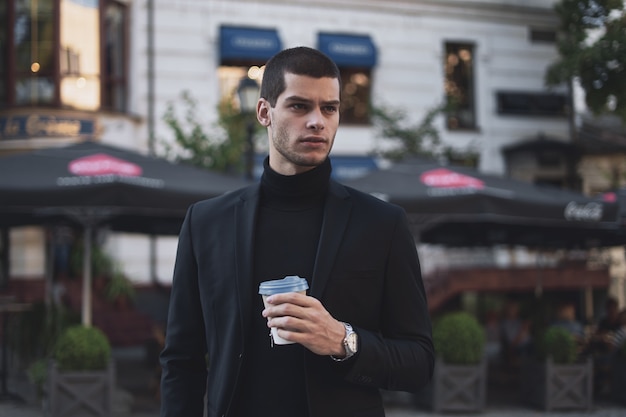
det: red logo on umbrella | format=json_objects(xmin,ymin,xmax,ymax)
[
  {"xmin": 420, "ymin": 168, "xmax": 484, "ymax": 189},
  {"xmin": 68, "ymin": 154, "xmax": 142, "ymax": 177}
]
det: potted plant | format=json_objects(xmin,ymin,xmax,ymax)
[
  {"xmin": 47, "ymin": 325, "xmax": 115, "ymax": 417},
  {"xmin": 414, "ymin": 311, "xmax": 487, "ymax": 412},
  {"xmin": 15, "ymin": 302, "xmax": 79, "ymax": 407},
  {"xmin": 520, "ymin": 326, "xmax": 593, "ymax": 411}
]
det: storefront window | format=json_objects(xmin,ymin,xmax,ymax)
[
  {"xmin": 15, "ymin": 0, "xmax": 55, "ymax": 105},
  {"xmin": 59, "ymin": 0, "xmax": 100, "ymax": 110},
  {"xmin": 2, "ymin": 0, "xmax": 127, "ymax": 111}
]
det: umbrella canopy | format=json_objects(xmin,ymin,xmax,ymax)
[
  {"xmin": 0, "ymin": 141, "xmax": 251, "ymax": 234},
  {"xmin": 344, "ymin": 159, "xmax": 622, "ymax": 248},
  {"xmin": 0, "ymin": 141, "xmax": 251, "ymax": 325}
]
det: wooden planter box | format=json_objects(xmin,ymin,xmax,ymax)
[
  {"xmin": 520, "ymin": 357, "xmax": 593, "ymax": 411},
  {"xmin": 611, "ymin": 354, "xmax": 626, "ymax": 405},
  {"xmin": 47, "ymin": 360, "xmax": 115, "ymax": 417},
  {"xmin": 414, "ymin": 357, "xmax": 487, "ymax": 412}
]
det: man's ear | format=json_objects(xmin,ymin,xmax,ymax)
[{"xmin": 257, "ymin": 99, "xmax": 271, "ymax": 127}]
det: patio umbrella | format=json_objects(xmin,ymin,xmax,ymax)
[
  {"xmin": 0, "ymin": 141, "xmax": 251, "ymax": 325},
  {"xmin": 344, "ymin": 159, "xmax": 622, "ymax": 248}
]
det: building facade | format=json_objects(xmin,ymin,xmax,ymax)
[{"xmin": 1, "ymin": 0, "xmax": 571, "ymax": 284}]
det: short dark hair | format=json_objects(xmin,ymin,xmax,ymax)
[{"xmin": 260, "ymin": 46, "xmax": 341, "ymax": 107}]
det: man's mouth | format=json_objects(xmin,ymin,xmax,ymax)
[{"xmin": 301, "ymin": 136, "xmax": 326, "ymax": 144}]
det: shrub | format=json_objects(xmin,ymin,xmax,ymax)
[
  {"xmin": 433, "ymin": 311, "xmax": 485, "ymax": 365},
  {"xmin": 540, "ymin": 326, "xmax": 578, "ymax": 364},
  {"xmin": 54, "ymin": 325, "xmax": 111, "ymax": 371}
]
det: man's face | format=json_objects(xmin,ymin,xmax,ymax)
[{"xmin": 257, "ymin": 72, "xmax": 340, "ymax": 175}]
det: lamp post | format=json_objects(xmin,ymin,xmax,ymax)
[{"xmin": 237, "ymin": 77, "xmax": 260, "ymax": 181}]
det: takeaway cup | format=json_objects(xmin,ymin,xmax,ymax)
[{"xmin": 258, "ymin": 275, "xmax": 309, "ymax": 345}]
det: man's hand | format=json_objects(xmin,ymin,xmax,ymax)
[{"xmin": 262, "ymin": 292, "xmax": 346, "ymax": 356}]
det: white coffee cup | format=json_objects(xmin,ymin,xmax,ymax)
[{"xmin": 258, "ymin": 275, "xmax": 309, "ymax": 345}]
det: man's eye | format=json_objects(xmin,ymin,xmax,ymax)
[
  {"xmin": 324, "ymin": 106, "xmax": 338, "ymax": 113},
  {"xmin": 291, "ymin": 103, "xmax": 307, "ymax": 110}
]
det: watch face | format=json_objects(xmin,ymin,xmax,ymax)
[{"xmin": 346, "ymin": 332, "xmax": 358, "ymax": 353}]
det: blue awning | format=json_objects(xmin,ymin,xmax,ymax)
[
  {"xmin": 330, "ymin": 155, "xmax": 379, "ymax": 180},
  {"xmin": 220, "ymin": 26, "xmax": 282, "ymax": 62},
  {"xmin": 317, "ymin": 33, "xmax": 377, "ymax": 68}
]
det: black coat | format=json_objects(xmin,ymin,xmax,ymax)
[{"xmin": 160, "ymin": 180, "xmax": 434, "ymax": 417}]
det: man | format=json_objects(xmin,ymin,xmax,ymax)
[{"xmin": 160, "ymin": 46, "xmax": 434, "ymax": 417}]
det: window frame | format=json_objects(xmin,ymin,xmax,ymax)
[{"xmin": 0, "ymin": 0, "xmax": 128, "ymax": 112}]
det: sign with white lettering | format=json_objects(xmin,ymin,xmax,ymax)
[{"xmin": 0, "ymin": 114, "xmax": 97, "ymax": 140}]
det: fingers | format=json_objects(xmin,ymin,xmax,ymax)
[
  {"xmin": 260, "ymin": 294, "xmax": 345, "ymax": 355},
  {"xmin": 264, "ymin": 292, "xmax": 312, "ymax": 308}
]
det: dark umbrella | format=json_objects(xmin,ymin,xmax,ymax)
[
  {"xmin": 344, "ymin": 159, "xmax": 622, "ymax": 248},
  {"xmin": 0, "ymin": 141, "xmax": 251, "ymax": 324}
]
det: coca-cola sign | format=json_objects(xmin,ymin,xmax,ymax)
[
  {"xmin": 564, "ymin": 201, "xmax": 603, "ymax": 222},
  {"xmin": 68, "ymin": 154, "xmax": 142, "ymax": 177}
]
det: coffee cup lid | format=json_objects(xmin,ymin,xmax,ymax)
[{"xmin": 258, "ymin": 275, "xmax": 309, "ymax": 295}]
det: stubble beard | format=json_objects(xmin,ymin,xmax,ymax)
[{"xmin": 271, "ymin": 125, "xmax": 333, "ymax": 169}]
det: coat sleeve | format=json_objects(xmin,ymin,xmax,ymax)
[
  {"xmin": 344, "ymin": 208, "xmax": 434, "ymax": 393},
  {"xmin": 160, "ymin": 204, "xmax": 208, "ymax": 417}
]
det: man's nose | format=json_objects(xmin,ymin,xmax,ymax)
[{"xmin": 306, "ymin": 108, "xmax": 325, "ymax": 130}]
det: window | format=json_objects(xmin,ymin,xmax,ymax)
[
  {"xmin": 60, "ymin": 0, "xmax": 101, "ymax": 110},
  {"xmin": 496, "ymin": 91, "xmax": 567, "ymax": 117},
  {"xmin": 218, "ymin": 26, "xmax": 281, "ymax": 110},
  {"xmin": 339, "ymin": 68, "xmax": 371, "ymax": 125},
  {"xmin": 1, "ymin": 0, "xmax": 128, "ymax": 112},
  {"xmin": 0, "ymin": 1, "xmax": 8, "ymax": 106},
  {"xmin": 15, "ymin": 0, "xmax": 56, "ymax": 106},
  {"xmin": 102, "ymin": 1, "xmax": 127, "ymax": 111},
  {"xmin": 529, "ymin": 28, "xmax": 557, "ymax": 44},
  {"xmin": 217, "ymin": 64, "xmax": 263, "ymax": 111},
  {"xmin": 317, "ymin": 33, "xmax": 376, "ymax": 126},
  {"xmin": 444, "ymin": 42, "xmax": 476, "ymax": 130}
]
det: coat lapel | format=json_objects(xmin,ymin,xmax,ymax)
[
  {"xmin": 310, "ymin": 181, "xmax": 352, "ymax": 299},
  {"xmin": 234, "ymin": 185, "xmax": 260, "ymax": 346}
]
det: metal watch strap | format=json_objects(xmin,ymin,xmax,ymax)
[{"xmin": 330, "ymin": 322, "xmax": 357, "ymax": 362}]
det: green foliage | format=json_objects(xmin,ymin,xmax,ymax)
[
  {"xmin": 161, "ymin": 90, "xmax": 262, "ymax": 174},
  {"xmin": 26, "ymin": 358, "xmax": 48, "ymax": 398},
  {"xmin": 539, "ymin": 326, "xmax": 578, "ymax": 364},
  {"xmin": 433, "ymin": 311, "xmax": 485, "ymax": 365},
  {"xmin": 370, "ymin": 102, "xmax": 445, "ymax": 160},
  {"xmin": 9, "ymin": 302, "xmax": 79, "ymax": 368},
  {"xmin": 370, "ymin": 102, "xmax": 479, "ymax": 164},
  {"xmin": 54, "ymin": 325, "xmax": 111, "ymax": 371},
  {"xmin": 69, "ymin": 242, "xmax": 114, "ymax": 279},
  {"xmin": 547, "ymin": 0, "xmax": 626, "ymax": 121},
  {"xmin": 104, "ymin": 269, "xmax": 135, "ymax": 302}
]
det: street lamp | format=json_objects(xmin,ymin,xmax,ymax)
[{"xmin": 237, "ymin": 77, "xmax": 260, "ymax": 180}]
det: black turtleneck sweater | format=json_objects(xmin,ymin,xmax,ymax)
[{"xmin": 230, "ymin": 158, "xmax": 331, "ymax": 417}]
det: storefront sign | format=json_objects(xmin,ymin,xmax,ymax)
[{"xmin": 0, "ymin": 113, "xmax": 97, "ymax": 140}]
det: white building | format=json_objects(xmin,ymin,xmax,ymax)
[{"xmin": 1, "ymin": 0, "xmax": 569, "ymax": 284}]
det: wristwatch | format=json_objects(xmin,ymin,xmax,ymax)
[{"xmin": 331, "ymin": 322, "xmax": 358, "ymax": 361}]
